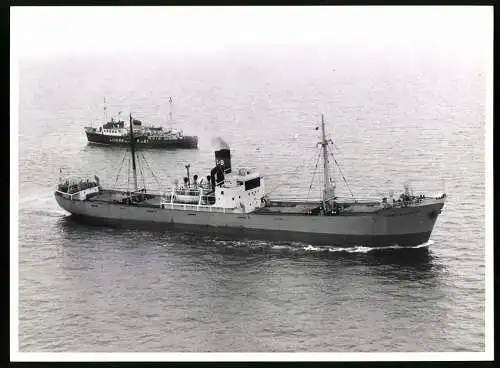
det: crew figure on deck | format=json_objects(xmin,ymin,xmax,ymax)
[{"xmin": 205, "ymin": 175, "xmax": 212, "ymax": 191}]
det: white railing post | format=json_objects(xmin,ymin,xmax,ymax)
[{"xmin": 198, "ymin": 188, "xmax": 203, "ymax": 206}]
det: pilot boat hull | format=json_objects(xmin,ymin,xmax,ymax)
[{"xmin": 85, "ymin": 131, "xmax": 198, "ymax": 149}]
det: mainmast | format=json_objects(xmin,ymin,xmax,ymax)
[
  {"xmin": 129, "ymin": 113, "xmax": 138, "ymax": 191},
  {"xmin": 319, "ymin": 114, "xmax": 335, "ymax": 204}
]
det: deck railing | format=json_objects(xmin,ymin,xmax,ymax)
[
  {"xmin": 55, "ymin": 190, "xmax": 76, "ymax": 200},
  {"xmin": 159, "ymin": 202, "xmax": 234, "ymax": 213}
]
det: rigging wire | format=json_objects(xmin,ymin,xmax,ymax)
[
  {"xmin": 264, "ymin": 146, "xmax": 320, "ymax": 197},
  {"xmin": 329, "ymin": 148, "xmax": 355, "ymax": 198},
  {"xmin": 136, "ymin": 153, "xmax": 144, "ymax": 190},
  {"xmin": 114, "ymin": 151, "xmax": 128, "ymax": 187},
  {"xmin": 141, "ymin": 151, "xmax": 161, "ymax": 179},
  {"xmin": 306, "ymin": 148, "xmax": 322, "ymax": 202},
  {"xmin": 127, "ymin": 154, "xmax": 130, "ymax": 194},
  {"xmin": 137, "ymin": 153, "xmax": 146, "ymax": 191},
  {"xmin": 140, "ymin": 152, "xmax": 163, "ymax": 190}
]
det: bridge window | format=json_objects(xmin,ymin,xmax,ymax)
[{"xmin": 245, "ymin": 177, "xmax": 260, "ymax": 191}]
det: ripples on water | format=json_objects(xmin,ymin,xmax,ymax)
[{"xmin": 17, "ymin": 46, "xmax": 486, "ymax": 352}]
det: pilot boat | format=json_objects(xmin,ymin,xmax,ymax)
[{"xmin": 83, "ymin": 97, "xmax": 198, "ymax": 149}]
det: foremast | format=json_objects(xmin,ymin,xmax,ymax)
[{"xmin": 169, "ymin": 96, "xmax": 173, "ymax": 122}]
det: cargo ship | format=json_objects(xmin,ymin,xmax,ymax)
[
  {"xmin": 84, "ymin": 97, "xmax": 198, "ymax": 149},
  {"xmin": 56, "ymin": 114, "xmax": 446, "ymax": 247}
]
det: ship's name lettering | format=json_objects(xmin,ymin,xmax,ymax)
[{"xmin": 110, "ymin": 138, "xmax": 126, "ymax": 143}]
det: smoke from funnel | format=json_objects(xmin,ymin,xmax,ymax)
[{"xmin": 212, "ymin": 137, "xmax": 230, "ymax": 150}]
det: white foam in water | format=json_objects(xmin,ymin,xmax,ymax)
[
  {"xmin": 271, "ymin": 245, "xmax": 292, "ymax": 250},
  {"xmin": 253, "ymin": 240, "xmax": 272, "ymax": 247},
  {"xmin": 345, "ymin": 246, "xmax": 375, "ymax": 253},
  {"xmin": 415, "ymin": 240, "xmax": 434, "ymax": 248},
  {"xmin": 324, "ymin": 245, "xmax": 373, "ymax": 253},
  {"xmin": 303, "ymin": 245, "xmax": 322, "ymax": 251},
  {"xmin": 377, "ymin": 244, "xmax": 405, "ymax": 250},
  {"xmin": 47, "ymin": 209, "xmax": 69, "ymax": 217},
  {"xmin": 20, "ymin": 197, "xmax": 69, "ymax": 218},
  {"xmin": 295, "ymin": 241, "xmax": 433, "ymax": 254},
  {"xmin": 39, "ymin": 208, "xmax": 69, "ymax": 218}
]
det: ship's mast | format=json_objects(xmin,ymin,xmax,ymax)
[
  {"xmin": 169, "ymin": 96, "xmax": 173, "ymax": 122},
  {"xmin": 104, "ymin": 97, "xmax": 107, "ymax": 123},
  {"xmin": 319, "ymin": 114, "xmax": 335, "ymax": 205},
  {"xmin": 321, "ymin": 115, "xmax": 330, "ymax": 194},
  {"xmin": 129, "ymin": 113, "xmax": 138, "ymax": 192}
]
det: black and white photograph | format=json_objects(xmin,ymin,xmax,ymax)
[{"xmin": 11, "ymin": 5, "xmax": 492, "ymax": 361}]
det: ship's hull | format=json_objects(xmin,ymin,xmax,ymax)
[
  {"xmin": 55, "ymin": 194, "xmax": 444, "ymax": 247},
  {"xmin": 85, "ymin": 131, "xmax": 198, "ymax": 149}
]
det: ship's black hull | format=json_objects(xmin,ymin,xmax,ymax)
[{"xmin": 85, "ymin": 131, "xmax": 198, "ymax": 149}]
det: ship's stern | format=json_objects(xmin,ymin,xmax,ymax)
[{"xmin": 54, "ymin": 191, "xmax": 74, "ymax": 214}]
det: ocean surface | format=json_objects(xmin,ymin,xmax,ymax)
[{"xmin": 16, "ymin": 45, "xmax": 486, "ymax": 352}]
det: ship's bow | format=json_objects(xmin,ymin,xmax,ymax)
[{"xmin": 379, "ymin": 198, "xmax": 445, "ymax": 246}]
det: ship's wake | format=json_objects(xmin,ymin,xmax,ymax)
[
  {"xmin": 270, "ymin": 240, "xmax": 434, "ymax": 254},
  {"xmin": 18, "ymin": 196, "xmax": 68, "ymax": 218},
  {"xmin": 214, "ymin": 238, "xmax": 435, "ymax": 254},
  {"xmin": 19, "ymin": 193, "xmax": 53, "ymax": 206},
  {"xmin": 25, "ymin": 209, "xmax": 68, "ymax": 218}
]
